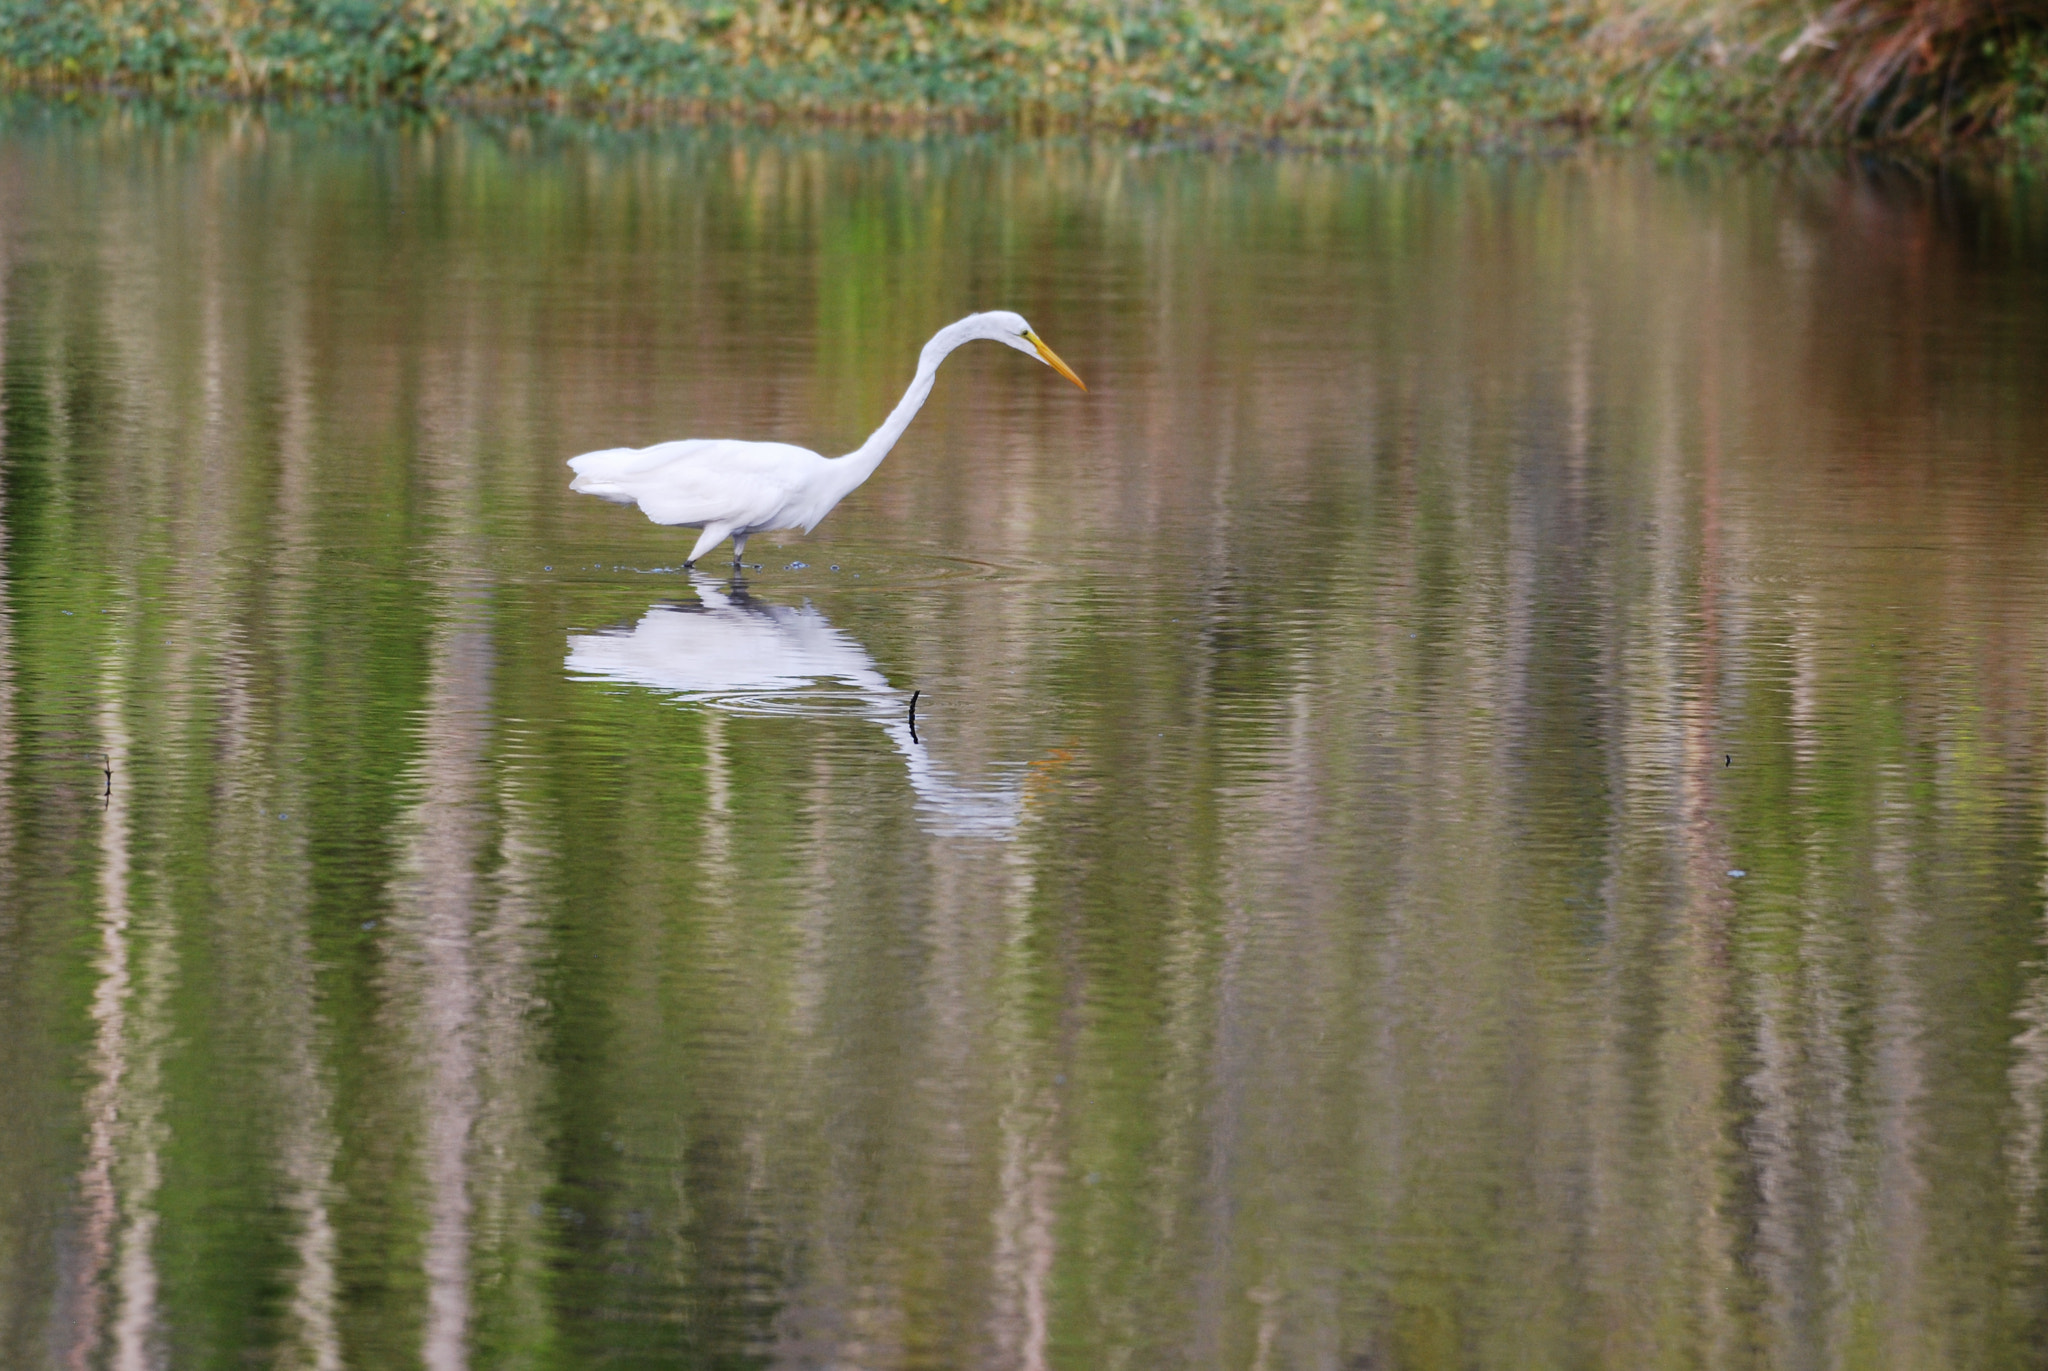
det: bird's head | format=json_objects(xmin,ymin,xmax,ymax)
[{"xmin": 974, "ymin": 311, "xmax": 1087, "ymax": 391}]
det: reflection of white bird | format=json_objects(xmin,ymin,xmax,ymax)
[
  {"xmin": 567, "ymin": 311, "xmax": 1086, "ymax": 568},
  {"xmin": 567, "ymin": 578, "xmax": 1031, "ymax": 837}
]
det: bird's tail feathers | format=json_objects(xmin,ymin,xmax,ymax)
[
  {"xmin": 567, "ymin": 447, "xmax": 659, "ymax": 504},
  {"xmin": 568, "ymin": 447, "xmax": 639, "ymax": 475},
  {"xmin": 572, "ymin": 483, "xmax": 641, "ymax": 506}
]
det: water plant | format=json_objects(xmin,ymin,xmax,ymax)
[
  {"xmin": 1620, "ymin": 0, "xmax": 2048, "ymax": 139},
  {"xmin": 0, "ymin": 0, "xmax": 2039, "ymax": 145}
]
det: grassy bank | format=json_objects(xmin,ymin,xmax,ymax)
[{"xmin": 3, "ymin": 0, "xmax": 2044, "ymax": 147}]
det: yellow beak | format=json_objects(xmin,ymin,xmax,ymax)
[{"xmin": 1024, "ymin": 331, "xmax": 1087, "ymax": 391}]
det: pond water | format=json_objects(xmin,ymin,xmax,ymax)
[{"xmin": 4, "ymin": 106, "xmax": 2048, "ymax": 1369}]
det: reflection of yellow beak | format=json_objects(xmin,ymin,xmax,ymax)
[{"xmin": 1024, "ymin": 331, "xmax": 1087, "ymax": 391}]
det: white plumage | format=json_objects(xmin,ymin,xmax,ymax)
[{"xmin": 566, "ymin": 311, "xmax": 1085, "ymax": 566}]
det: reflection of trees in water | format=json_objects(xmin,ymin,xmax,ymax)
[
  {"xmin": 385, "ymin": 352, "xmax": 554, "ymax": 1371},
  {"xmin": 3, "ymin": 123, "xmax": 2048, "ymax": 1368},
  {"xmin": 64, "ymin": 661, "xmax": 175, "ymax": 1371},
  {"xmin": 386, "ymin": 609, "xmax": 550, "ymax": 1371}
]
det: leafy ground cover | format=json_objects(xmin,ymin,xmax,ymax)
[{"xmin": 2, "ymin": 0, "xmax": 2043, "ymax": 147}]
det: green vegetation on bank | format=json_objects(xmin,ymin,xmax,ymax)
[{"xmin": 2, "ymin": 0, "xmax": 2043, "ymax": 147}]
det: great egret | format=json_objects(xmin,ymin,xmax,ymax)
[
  {"xmin": 567, "ymin": 578, "xmax": 1030, "ymax": 836},
  {"xmin": 566, "ymin": 311, "xmax": 1086, "ymax": 567}
]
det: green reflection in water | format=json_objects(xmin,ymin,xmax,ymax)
[{"xmin": 3, "ymin": 106, "xmax": 2048, "ymax": 1370}]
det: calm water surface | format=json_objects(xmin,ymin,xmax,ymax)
[{"xmin": 4, "ymin": 108, "xmax": 2048, "ymax": 1369}]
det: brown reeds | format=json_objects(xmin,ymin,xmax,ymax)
[{"xmin": 1772, "ymin": 0, "xmax": 2048, "ymax": 136}]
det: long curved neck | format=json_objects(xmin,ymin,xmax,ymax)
[{"xmin": 825, "ymin": 321, "xmax": 975, "ymax": 500}]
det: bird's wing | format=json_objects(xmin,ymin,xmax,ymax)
[
  {"xmin": 568, "ymin": 439, "xmax": 720, "ymax": 487},
  {"xmin": 575, "ymin": 440, "xmax": 823, "ymax": 529}
]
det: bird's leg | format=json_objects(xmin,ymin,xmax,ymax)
[{"xmin": 731, "ymin": 532, "xmax": 749, "ymax": 568}]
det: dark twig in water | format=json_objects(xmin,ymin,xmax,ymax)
[
  {"xmin": 104, "ymin": 753, "xmax": 113, "ymax": 808},
  {"xmin": 908, "ymin": 691, "xmax": 920, "ymax": 745}
]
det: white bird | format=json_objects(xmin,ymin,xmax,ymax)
[{"xmin": 566, "ymin": 311, "xmax": 1086, "ymax": 567}]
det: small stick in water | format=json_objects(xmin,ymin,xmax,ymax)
[
  {"xmin": 104, "ymin": 753, "xmax": 113, "ymax": 808},
  {"xmin": 908, "ymin": 691, "xmax": 920, "ymax": 745}
]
